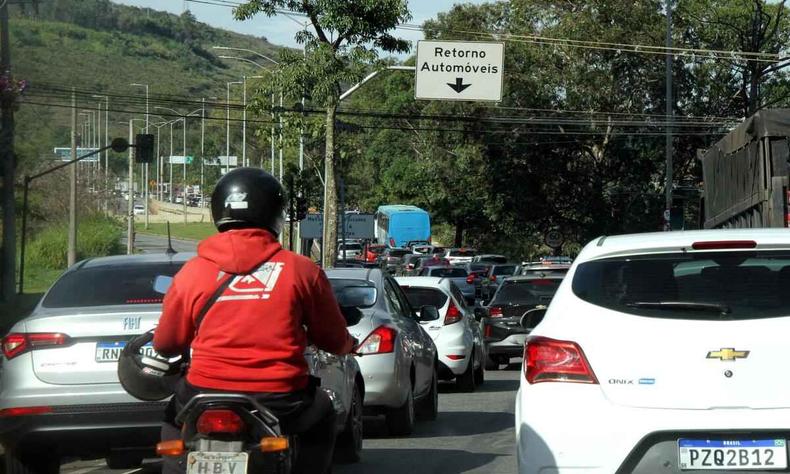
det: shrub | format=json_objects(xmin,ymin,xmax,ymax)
[{"xmin": 27, "ymin": 215, "xmax": 123, "ymax": 269}]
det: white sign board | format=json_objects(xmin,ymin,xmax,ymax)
[
  {"xmin": 300, "ymin": 213, "xmax": 376, "ymax": 240},
  {"xmin": 205, "ymin": 156, "xmax": 238, "ymax": 167},
  {"xmin": 168, "ymin": 156, "xmax": 194, "ymax": 165},
  {"xmin": 54, "ymin": 147, "xmax": 99, "ymax": 162},
  {"xmin": 415, "ymin": 40, "xmax": 504, "ymax": 102}
]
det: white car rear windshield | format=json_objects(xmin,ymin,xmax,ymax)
[
  {"xmin": 572, "ymin": 251, "xmax": 790, "ymax": 320},
  {"xmin": 401, "ymin": 287, "xmax": 448, "ymax": 310},
  {"xmin": 492, "ymin": 279, "xmax": 562, "ymax": 305},
  {"xmin": 449, "ymin": 250, "xmax": 476, "ymax": 257}
]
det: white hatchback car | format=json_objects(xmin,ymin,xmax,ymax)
[
  {"xmin": 516, "ymin": 229, "xmax": 790, "ymax": 474},
  {"xmin": 396, "ymin": 277, "xmax": 485, "ymax": 392}
]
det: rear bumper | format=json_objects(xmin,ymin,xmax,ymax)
[
  {"xmin": 486, "ymin": 334, "xmax": 527, "ymax": 357},
  {"xmin": 0, "ymin": 402, "xmax": 166, "ymax": 457},
  {"xmin": 356, "ymin": 353, "xmax": 407, "ymax": 409}
]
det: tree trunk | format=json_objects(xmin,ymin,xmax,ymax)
[
  {"xmin": 748, "ymin": 67, "xmax": 761, "ymax": 116},
  {"xmin": 454, "ymin": 219, "xmax": 464, "ymax": 247},
  {"xmin": 321, "ymin": 104, "xmax": 338, "ymax": 268}
]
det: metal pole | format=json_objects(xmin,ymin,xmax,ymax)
[
  {"xmin": 0, "ymin": 0, "xmax": 15, "ymax": 301},
  {"xmin": 271, "ymin": 93, "xmax": 275, "ymax": 174},
  {"xmin": 201, "ymin": 98, "xmax": 205, "ymax": 207},
  {"xmin": 18, "ymin": 177, "xmax": 29, "ymax": 294},
  {"xmin": 156, "ymin": 126, "xmax": 161, "ymax": 201},
  {"xmin": 226, "ymin": 82, "xmax": 231, "ymax": 175},
  {"xmin": 127, "ymin": 120, "xmax": 134, "ymax": 254},
  {"xmin": 664, "ymin": 0, "xmax": 674, "ymax": 232},
  {"xmin": 183, "ymin": 117, "xmax": 187, "ymax": 224},
  {"xmin": 104, "ymin": 98, "xmax": 108, "ymax": 181},
  {"xmin": 169, "ymin": 121, "xmax": 173, "ymax": 202},
  {"xmin": 278, "ymin": 92, "xmax": 283, "ymax": 183},
  {"xmin": 68, "ymin": 89, "xmax": 78, "ymax": 267},
  {"xmin": 243, "ymin": 76, "xmax": 247, "ymax": 167}
]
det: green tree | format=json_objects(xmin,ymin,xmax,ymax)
[{"xmin": 233, "ymin": 0, "xmax": 411, "ymax": 266}]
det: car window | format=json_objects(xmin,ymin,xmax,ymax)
[
  {"xmin": 429, "ymin": 267, "xmax": 467, "ymax": 278},
  {"xmin": 492, "ymin": 265, "xmax": 517, "ymax": 276},
  {"xmin": 328, "ymin": 278, "xmax": 377, "ymax": 308},
  {"xmin": 339, "ymin": 243, "xmax": 362, "ymax": 251},
  {"xmin": 449, "ymin": 249, "xmax": 476, "ymax": 257},
  {"xmin": 572, "ymin": 251, "xmax": 790, "ymax": 320},
  {"xmin": 390, "ymin": 278, "xmax": 417, "ymax": 318},
  {"xmin": 388, "ymin": 249, "xmax": 410, "ymax": 258},
  {"xmin": 401, "ymin": 287, "xmax": 448, "ymax": 310},
  {"xmin": 491, "ymin": 279, "xmax": 562, "ymax": 306},
  {"xmin": 42, "ymin": 262, "xmax": 185, "ymax": 308},
  {"xmin": 449, "ymin": 285, "xmax": 468, "ymax": 309},
  {"xmin": 384, "ymin": 279, "xmax": 409, "ymax": 318}
]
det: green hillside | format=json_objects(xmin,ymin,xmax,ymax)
[{"xmin": 10, "ymin": 0, "xmax": 282, "ymax": 173}]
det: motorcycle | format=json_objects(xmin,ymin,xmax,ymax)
[{"xmin": 156, "ymin": 393, "xmax": 294, "ymax": 474}]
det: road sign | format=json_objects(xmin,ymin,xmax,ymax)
[
  {"xmin": 53, "ymin": 147, "xmax": 99, "ymax": 162},
  {"xmin": 169, "ymin": 156, "xmax": 194, "ymax": 165},
  {"xmin": 415, "ymin": 40, "xmax": 504, "ymax": 102},
  {"xmin": 300, "ymin": 213, "xmax": 376, "ymax": 240},
  {"xmin": 544, "ymin": 230, "xmax": 564, "ymax": 249},
  {"xmin": 205, "ymin": 156, "xmax": 238, "ymax": 167}
]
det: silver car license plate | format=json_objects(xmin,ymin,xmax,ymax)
[{"xmin": 187, "ymin": 452, "xmax": 248, "ymax": 474}]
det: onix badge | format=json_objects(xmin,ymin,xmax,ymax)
[{"xmin": 706, "ymin": 348, "xmax": 749, "ymax": 361}]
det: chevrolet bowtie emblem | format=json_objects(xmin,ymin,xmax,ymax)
[{"xmin": 707, "ymin": 348, "xmax": 750, "ymax": 361}]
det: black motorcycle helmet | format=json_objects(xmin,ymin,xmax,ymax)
[
  {"xmin": 211, "ymin": 167, "xmax": 285, "ymax": 234},
  {"xmin": 117, "ymin": 330, "xmax": 183, "ymax": 401}
]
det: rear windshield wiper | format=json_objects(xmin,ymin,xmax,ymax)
[{"xmin": 626, "ymin": 301, "xmax": 731, "ymax": 315}]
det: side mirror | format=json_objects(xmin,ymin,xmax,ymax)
[
  {"xmin": 473, "ymin": 307, "xmax": 487, "ymax": 321},
  {"xmin": 153, "ymin": 275, "xmax": 173, "ymax": 295},
  {"xmin": 419, "ymin": 305, "xmax": 441, "ymax": 322}
]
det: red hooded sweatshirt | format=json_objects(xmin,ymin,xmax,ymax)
[{"xmin": 154, "ymin": 228, "xmax": 354, "ymax": 393}]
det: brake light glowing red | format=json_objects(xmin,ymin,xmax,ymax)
[
  {"xmin": 447, "ymin": 354, "xmax": 465, "ymax": 360},
  {"xmin": 489, "ymin": 306, "xmax": 503, "ymax": 318},
  {"xmin": 524, "ymin": 336, "xmax": 598, "ymax": 384},
  {"xmin": 691, "ymin": 240, "xmax": 757, "ymax": 250},
  {"xmin": 2, "ymin": 333, "xmax": 71, "ymax": 359},
  {"xmin": 197, "ymin": 409, "xmax": 245, "ymax": 435},
  {"xmin": 356, "ymin": 326, "xmax": 396, "ymax": 354},
  {"xmin": 490, "ymin": 275, "xmax": 497, "ymax": 282},
  {"xmin": 444, "ymin": 301, "xmax": 462, "ymax": 325},
  {"xmin": 466, "ymin": 274, "xmax": 475, "ymax": 284},
  {"xmin": 0, "ymin": 406, "xmax": 53, "ymax": 417}
]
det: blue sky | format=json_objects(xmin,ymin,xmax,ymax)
[{"xmin": 111, "ymin": 1, "xmax": 488, "ymax": 53}]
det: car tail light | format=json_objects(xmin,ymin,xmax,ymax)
[
  {"xmin": 524, "ymin": 336, "xmax": 598, "ymax": 385},
  {"xmin": 0, "ymin": 406, "xmax": 53, "ymax": 417},
  {"xmin": 2, "ymin": 333, "xmax": 71, "ymax": 360},
  {"xmin": 444, "ymin": 301, "xmax": 462, "ymax": 325},
  {"xmin": 489, "ymin": 306, "xmax": 503, "ymax": 318},
  {"xmin": 197, "ymin": 409, "xmax": 245, "ymax": 435},
  {"xmin": 466, "ymin": 274, "xmax": 475, "ymax": 284},
  {"xmin": 447, "ymin": 354, "xmax": 465, "ymax": 360},
  {"xmin": 490, "ymin": 275, "xmax": 497, "ymax": 282},
  {"xmin": 691, "ymin": 240, "xmax": 757, "ymax": 250},
  {"xmin": 356, "ymin": 326, "xmax": 397, "ymax": 354}
]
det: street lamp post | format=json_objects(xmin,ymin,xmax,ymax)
[
  {"xmin": 226, "ymin": 81, "xmax": 242, "ymax": 174},
  {"xmin": 131, "ymin": 83, "xmax": 150, "ymax": 228}
]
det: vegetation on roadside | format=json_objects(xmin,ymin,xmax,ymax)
[{"xmin": 135, "ymin": 222, "xmax": 217, "ymax": 241}]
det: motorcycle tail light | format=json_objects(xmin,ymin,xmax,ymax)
[{"xmin": 197, "ymin": 409, "xmax": 245, "ymax": 435}]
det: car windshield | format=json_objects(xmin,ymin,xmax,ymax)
[
  {"xmin": 491, "ymin": 279, "xmax": 562, "ymax": 305},
  {"xmin": 492, "ymin": 265, "xmax": 517, "ymax": 276},
  {"xmin": 401, "ymin": 287, "xmax": 448, "ymax": 310},
  {"xmin": 572, "ymin": 251, "xmax": 790, "ymax": 320},
  {"xmin": 42, "ymin": 262, "xmax": 185, "ymax": 308},
  {"xmin": 339, "ymin": 243, "xmax": 362, "ymax": 251},
  {"xmin": 428, "ymin": 267, "xmax": 467, "ymax": 278},
  {"xmin": 388, "ymin": 249, "xmax": 410, "ymax": 257},
  {"xmin": 328, "ymin": 278, "xmax": 377, "ymax": 308},
  {"xmin": 468, "ymin": 264, "xmax": 491, "ymax": 273}
]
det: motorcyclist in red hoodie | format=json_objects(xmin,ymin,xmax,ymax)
[{"xmin": 154, "ymin": 168, "xmax": 356, "ymax": 474}]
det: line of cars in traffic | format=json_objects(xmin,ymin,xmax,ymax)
[{"xmin": 0, "ymin": 246, "xmax": 493, "ymax": 472}]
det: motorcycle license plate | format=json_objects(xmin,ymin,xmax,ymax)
[
  {"xmin": 678, "ymin": 439, "xmax": 787, "ymax": 470},
  {"xmin": 187, "ymin": 451, "xmax": 248, "ymax": 474}
]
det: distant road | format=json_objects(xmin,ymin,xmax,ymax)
[{"xmin": 121, "ymin": 232, "xmax": 198, "ymax": 254}]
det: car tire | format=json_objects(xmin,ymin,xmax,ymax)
[
  {"xmin": 334, "ymin": 383, "xmax": 364, "ymax": 464},
  {"xmin": 474, "ymin": 350, "xmax": 485, "ymax": 386},
  {"xmin": 385, "ymin": 385, "xmax": 415, "ymax": 436},
  {"xmin": 6, "ymin": 449, "xmax": 60, "ymax": 474},
  {"xmin": 455, "ymin": 352, "xmax": 476, "ymax": 393},
  {"xmin": 417, "ymin": 368, "xmax": 438, "ymax": 421},
  {"xmin": 485, "ymin": 355, "xmax": 500, "ymax": 371}
]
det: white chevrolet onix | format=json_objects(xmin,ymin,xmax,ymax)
[{"xmin": 516, "ymin": 229, "xmax": 790, "ymax": 474}]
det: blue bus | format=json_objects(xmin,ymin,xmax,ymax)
[{"xmin": 375, "ymin": 205, "xmax": 431, "ymax": 248}]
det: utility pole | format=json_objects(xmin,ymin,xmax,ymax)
[
  {"xmin": 201, "ymin": 98, "xmax": 205, "ymax": 207},
  {"xmin": 68, "ymin": 90, "xmax": 77, "ymax": 266},
  {"xmin": 182, "ymin": 116, "xmax": 187, "ymax": 224},
  {"xmin": 243, "ymin": 76, "xmax": 247, "ymax": 167},
  {"xmin": 270, "ymin": 92, "xmax": 275, "ymax": 174},
  {"xmin": 127, "ymin": 120, "xmax": 134, "ymax": 255},
  {"xmin": 664, "ymin": 0, "xmax": 674, "ymax": 232},
  {"xmin": 0, "ymin": 1, "xmax": 15, "ymax": 300}
]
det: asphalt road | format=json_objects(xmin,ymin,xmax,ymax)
[
  {"xmin": 121, "ymin": 232, "xmax": 198, "ymax": 254},
  {"xmin": 60, "ymin": 367, "xmax": 520, "ymax": 474}
]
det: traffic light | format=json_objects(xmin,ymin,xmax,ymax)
[
  {"xmin": 134, "ymin": 134, "xmax": 155, "ymax": 163},
  {"xmin": 296, "ymin": 196, "xmax": 308, "ymax": 221}
]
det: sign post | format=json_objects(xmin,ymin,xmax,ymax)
[{"xmin": 415, "ymin": 40, "xmax": 505, "ymax": 102}]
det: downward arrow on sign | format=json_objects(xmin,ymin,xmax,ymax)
[{"xmin": 447, "ymin": 77, "xmax": 471, "ymax": 93}]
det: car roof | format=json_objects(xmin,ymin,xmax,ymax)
[
  {"xmin": 76, "ymin": 252, "xmax": 195, "ymax": 269},
  {"xmin": 325, "ymin": 267, "xmax": 383, "ymax": 282},
  {"xmin": 580, "ymin": 229, "xmax": 790, "ymax": 261},
  {"xmin": 395, "ymin": 276, "xmax": 454, "ymax": 291},
  {"xmin": 503, "ymin": 275, "xmax": 565, "ymax": 282}
]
